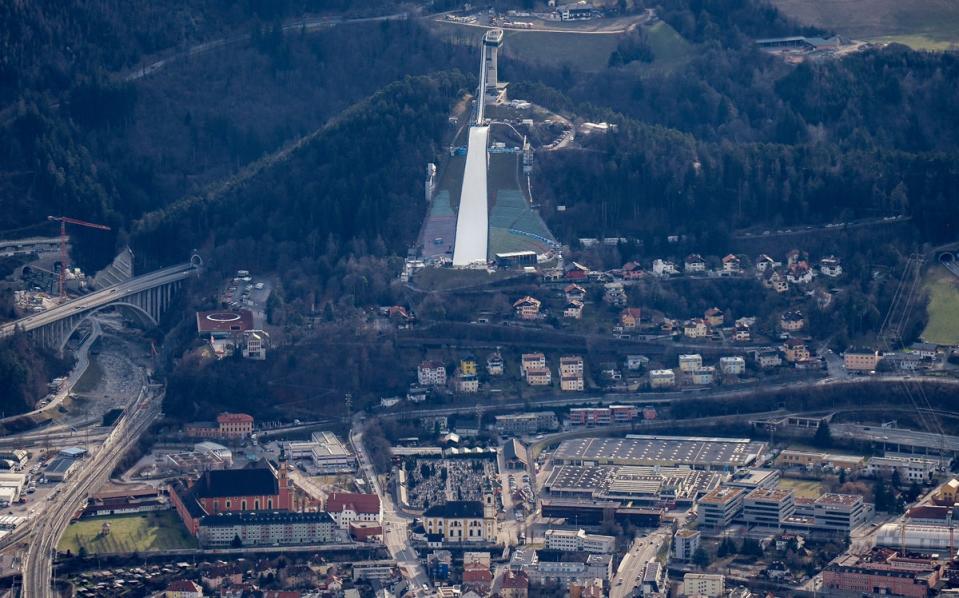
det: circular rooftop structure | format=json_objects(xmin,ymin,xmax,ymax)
[{"xmin": 204, "ymin": 312, "xmax": 242, "ymax": 323}]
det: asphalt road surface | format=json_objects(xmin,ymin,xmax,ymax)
[{"xmin": 611, "ymin": 527, "xmax": 670, "ymax": 598}]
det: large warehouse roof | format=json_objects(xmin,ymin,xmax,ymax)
[
  {"xmin": 452, "ymin": 126, "xmax": 490, "ymax": 267},
  {"xmin": 552, "ymin": 435, "xmax": 766, "ymax": 468},
  {"xmin": 876, "ymin": 523, "xmax": 959, "ymax": 552}
]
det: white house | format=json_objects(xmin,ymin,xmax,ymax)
[
  {"xmin": 755, "ymin": 254, "xmax": 780, "ymax": 274},
  {"xmin": 678, "ymin": 354, "xmax": 703, "ymax": 372},
  {"xmin": 691, "ymin": 366, "xmax": 715, "ymax": 385},
  {"xmin": 649, "ymin": 369, "xmax": 675, "ymax": 388},
  {"xmin": 683, "ymin": 319, "xmax": 708, "ymax": 338},
  {"xmin": 720, "ymin": 356, "xmax": 746, "ymax": 375},
  {"xmin": 652, "ymin": 259, "xmax": 679, "ymax": 276},
  {"xmin": 684, "ymin": 254, "xmax": 706, "ymax": 273},
  {"xmin": 722, "ymin": 254, "xmax": 742, "ymax": 274},
  {"xmin": 819, "ymin": 256, "xmax": 843, "ymax": 277}
]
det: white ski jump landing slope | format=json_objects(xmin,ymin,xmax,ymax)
[{"xmin": 452, "ymin": 125, "xmax": 490, "ymax": 267}]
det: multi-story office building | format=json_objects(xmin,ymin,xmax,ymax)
[
  {"xmin": 698, "ymin": 487, "xmax": 745, "ymax": 529},
  {"xmin": 813, "ymin": 493, "xmax": 866, "ymax": 535},
  {"xmin": 568, "ymin": 408, "xmax": 611, "ymax": 426},
  {"xmin": 743, "ymin": 487, "xmax": 795, "ymax": 528}
]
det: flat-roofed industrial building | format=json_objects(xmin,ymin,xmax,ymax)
[
  {"xmin": 551, "ymin": 435, "xmax": 766, "ymax": 469},
  {"xmin": 543, "ymin": 465, "xmax": 722, "ymax": 506}
]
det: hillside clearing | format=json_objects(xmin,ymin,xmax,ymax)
[
  {"xmin": 771, "ymin": 0, "xmax": 959, "ymax": 49},
  {"xmin": 923, "ymin": 266, "xmax": 959, "ymax": 345}
]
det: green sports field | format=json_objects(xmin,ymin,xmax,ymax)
[{"xmin": 58, "ymin": 511, "xmax": 196, "ymax": 556}]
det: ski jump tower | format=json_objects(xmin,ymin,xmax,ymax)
[{"xmin": 483, "ymin": 28, "xmax": 505, "ymax": 108}]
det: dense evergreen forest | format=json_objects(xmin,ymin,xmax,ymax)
[
  {"xmin": 0, "ymin": 335, "xmax": 69, "ymax": 416},
  {"xmin": 503, "ymin": 4, "xmax": 959, "ymax": 242},
  {"xmin": 0, "ymin": 0, "xmax": 403, "ymax": 102},
  {"xmin": 134, "ymin": 71, "xmax": 469, "ymax": 277}
]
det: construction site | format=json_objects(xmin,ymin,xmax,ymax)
[{"xmin": 4, "ymin": 217, "xmax": 132, "ymax": 318}]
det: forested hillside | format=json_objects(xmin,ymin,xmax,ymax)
[
  {"xmin": 535, "ymin": 116, "xmax": 958, "ymax": 244},
  {"xmin": 1, "ymin": 0, "xmax": 956, "ymax": 419},
  {"xmin": 0, "ymin": 17, "xmax": 473, "ymax": 269},
  {"xmin": 0, "ymin": 335, "xmax": 70, "ymax": 416},
  {"xmin": 134, "ymin": 72, "xmax": 467, "ymax": 260},
  {"xmin": 503, "ymin": 0, "xmax": 959, "ymax": 243},
  {"xmin": 0, "ymin": 0, "xmax": 402, "ymax": 103}
]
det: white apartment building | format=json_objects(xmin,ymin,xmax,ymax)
[
  {"xmin": 690, "ymin": 366, "xmax": 715, "ymax": 385},
  {"xmin": 560, "ymin": 376, "xmax": 584, "ymax": 392},
  {"xmin": 526, "ymin": 367, "xmax": 552, "ymax": 386},
  {"xmin": 544, "ymin": 529, "xmax": 616, "ymax": 554},
  {"xmin": 559, "ymin": 356, "xmax": 584, "ymax": 378},
  {"xmin": 649, "ymin": 369, "xmax": 675, "ymax": 388},
  {"xmin": 679, "ymin": 354, "xmax": 703, "ymax": 373},
  {"xmin": 866, "ymin": 455, "xmax": 938, "ymax": 482},
  {"xmin": 521, "ymin": 353, "xmax": 546, "ymax": 375},
  {"xmin": 683, "ymin": 573, "xmax": 725, "ymax": 597},
  {"xmin": 418, "ymin": 361, "xmax": 447, "ymax": 386},
  {"xmin": 719, "ymin": 356, "xmax": 745, "ymax": 375},
  {"xmin": 673, "ymin": 529, "xmax": 701, "ymax": 561}
]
